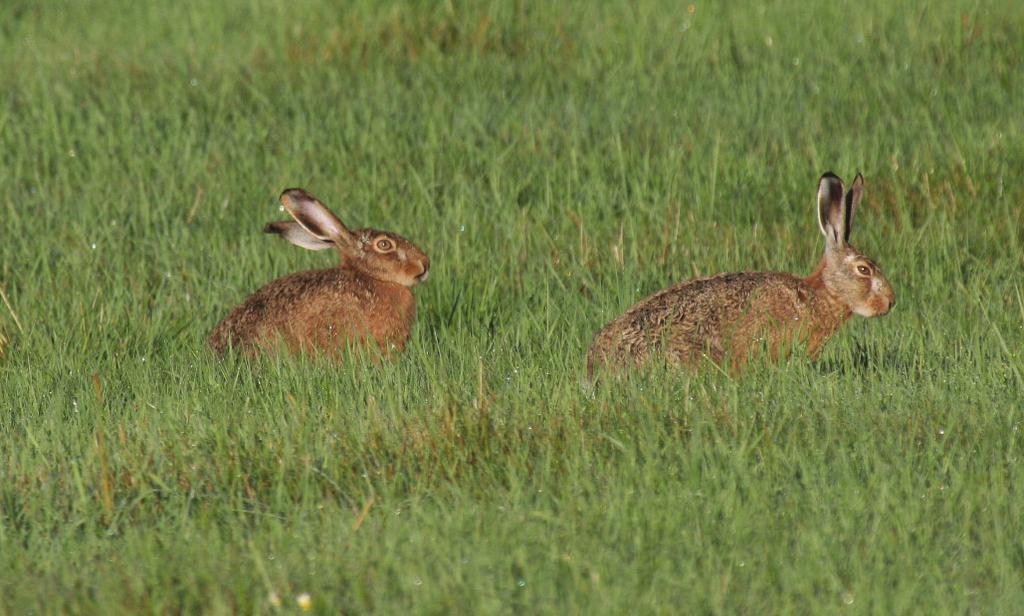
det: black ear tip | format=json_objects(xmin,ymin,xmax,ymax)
[
  {"xmin": 264, "ymin": 222, "xmax": 284, "ymax": 235},
  {"xmin": 280, "ymin": 188, "xmax": 313, "ymax": 201}
]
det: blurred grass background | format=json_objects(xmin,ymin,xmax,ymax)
[{"xmin": 1, "ymin": 0, "xmax": 1022, "ymax": 613}]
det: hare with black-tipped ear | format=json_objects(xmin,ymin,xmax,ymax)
[
  {"xmin": 208, "ymin": 188, "xmax": 430, "ymax": 357},
  {"xmin": 587, "ymin": 172, "xmax": 895, "ymax": 375}
]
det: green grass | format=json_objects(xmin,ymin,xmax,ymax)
[{"xmin": 2, "ymin": 0, "xmax": 1023, "ymax": 613}]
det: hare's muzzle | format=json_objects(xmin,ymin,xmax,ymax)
[{"xmin": 874, "ymin": 281, "xmax": 896, "ymax": 316}]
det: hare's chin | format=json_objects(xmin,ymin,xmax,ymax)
[
  {"xmin": 853, "ymin": 302, "xmax": 890, "ymax": 318},
  {"xmin": 394, "ymin": 271, "xmax": 427, "ymax": 287}
]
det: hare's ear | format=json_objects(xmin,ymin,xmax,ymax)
[
  {"xmin": 843, "ymin": 172, "xmax": 864, "ymax": 243},
  {"xmin": 279, "ymin": 188, "xmax": 357, "ymax": 250},
  {"xmin": 264, "ymin": 221, "xmax": 335, "ymax": 251},
  {"xmin": 816, "ymin": 172, "xmax": 846, "ymax": 249}
]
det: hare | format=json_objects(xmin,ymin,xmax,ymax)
[
  {"xmin": 208, "ymin": 188, "xmax": 430, "ymax": 357},
  {"xmin": 587, "ymin": 172, "xmax": 895, "ymax": 375}
]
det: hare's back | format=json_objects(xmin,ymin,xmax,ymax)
[
  {"xmin": 590, "ymin": 271, "xmax": 807, "ymax": 370},
  {"xmin": 209, "ymin": 267, "xmax": 410, "ymax": 354},
  {"xmin": 628, "ymin": 271, "xmax": 801, "ymax": 326},
  {"xmin": 234, "ymin": 268, "xmax": 365, "ymax": 322}
]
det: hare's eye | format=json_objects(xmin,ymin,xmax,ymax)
[
  {"xmin": 375, "ymin": 238, "xmax": 394, "ymax": 252},
  {"xmin": 857, "ymin": 265, "xmax": 871, "ymax": 276}
]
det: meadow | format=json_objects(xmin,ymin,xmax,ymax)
[{"xmin": 1, "ymin": 0, "xmax": 1023, "ymax": 613}]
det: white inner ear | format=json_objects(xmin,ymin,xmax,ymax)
[
  {"xmin": 829, "ymin": 220, "xmax": 841, "ymax": 245},
  {"xmin": 817, "ymin": 209, "xmax": 829, "ymax": 239},
  {"xmin": 820, "ymin": 203, "xmax": 844, "ymax": 246},
  {"xmin": 272, "ymin": 221, "xmax": 335, "ymax": 251},
  {"xmin": 816, "ymin": 183, "xmax": 833, "ymax": 240},
  {"xmin": 292, "ymin": 210, "xmax": 343, "ymax": 242},
  {"xmin": 816, "ymin": 176, "xmax": 845, "ymax": 246},
  {"xmin": 818, "ymin": 205, "xmax": 842, "ymax": 245},
  {"xmin": 281, "ymin": 193, "xmax": 350, "ymax": 242}
]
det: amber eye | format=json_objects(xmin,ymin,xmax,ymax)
[
  {"xmin": 857, "ymin": 264, "xmax": 871, "ymax": 276},
  {"xmin": 375, "ymin": 238, "xmax": 394, "ymax": 252}
]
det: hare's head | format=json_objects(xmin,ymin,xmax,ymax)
[
  {"xmin": 265, "ymin": 188, "xmax": 430, "ymax": 287},
  {"xmin": 815, "ymin": 172, "xmax": 895, "ymax": 317}
]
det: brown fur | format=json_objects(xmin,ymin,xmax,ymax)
[
  {"xmin": 587, "ymin": 172, "xmax": 895, "ymax": 375},
  {"xmin": 208, "ymin": 189, "xmax": 429, "ymax": 357}
]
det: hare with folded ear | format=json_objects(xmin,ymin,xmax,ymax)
[
  {"xmin": 587, "ymin": 172, "xmax": 895, "ymax": 375},
  {"xmin": 208, "ymin": 188, "xmax": 430, "ymax": 357}
]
